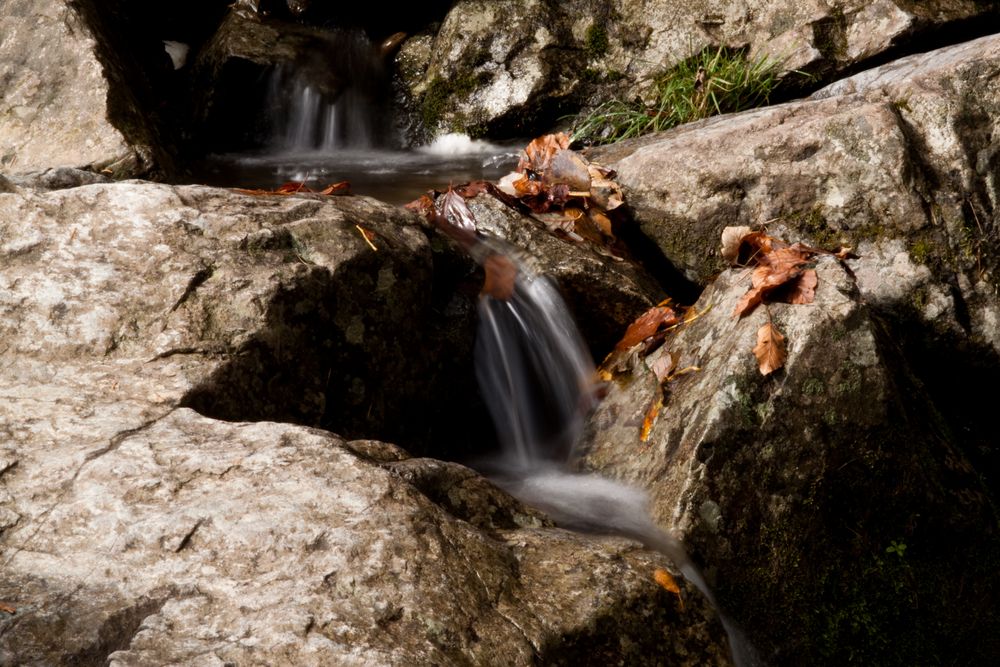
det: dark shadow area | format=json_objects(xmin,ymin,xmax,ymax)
[
  {"xmin": 616, "ymin": 215, "xmax": 704, "ymax": 306},
  {"xmin": 179, "ymin": 240, "xmax": 500, "ymax": 464}
]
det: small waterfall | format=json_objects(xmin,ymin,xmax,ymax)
[
  {"xmin": 454, "ymin": 227, "xmax": 762, "ymax": 666},
  {"xmin": 267, "ymin": 29, "xmax": 386, "ymax": 151}
]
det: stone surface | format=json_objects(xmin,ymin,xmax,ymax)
[
  {"xmin": 580, "ymin": 257, "xmax": 1000, "ymax": 664},
  {"xmin": 594, "ymin": 34, "xmax": 1000, "ymax": 354},
  {"xmin": 395, "ymin": 0, "xmax": 998, "ymax": 142},
  {"xmin": 0, "ymin": 181, "xmax": 731, "ymax": 665},
  {"xmin": 0, "ymin": 0, "xmax": 133, "ymax": 174}
]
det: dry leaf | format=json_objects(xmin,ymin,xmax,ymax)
[
  {"xmin": 640, "ymin": 393, "xmax": 663, "ymax": 442},
  {"xmin": 440, "ymin": 187, "xmax": 478, "ymax": 232},
  {"xmin": 721, "ymin": 225, "xmax": 753, "ymax": 264},
  {"xmin": 517, "ymin": 132, "xmax": 570, "ymax": 173},
  {"xmin": 653, "ymin": 568, "xmax": 685, "ymax": 610},
  {"xmin": 589, "ymin": 209, "xmax": 614, "ymax": 238},
  {"xmin": 545, "ymin": 149, "xmax": 592, "ymax": 190},
  {"xmin": 615, "ymin": 306, "xmax": 681, "ymax": 351},
  {"xmin": 481, "ymin": 254, "xmax": 518, "ymax": 301},
  {"xmin": 753, "ymin": 322, "xmax": 787, "ymax": 376},
  {"xmin": 0, "ymin": 602, "xmax": 15, "ymax": 614},
  {"xmin": 318, "ymin": 180, "xmax": 351, "ymax": 195},
  {"xmin": 784, "ymin": 268, "xmax": 818, "ymax": 305}
]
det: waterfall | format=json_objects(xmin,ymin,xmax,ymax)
[
  {"xmin": 267, "ymin": 29, "xmax": 385, "ymax": 151},
  {"xmin": 457, "ymin": 228, "xmax": 762, "ymax": 666}
]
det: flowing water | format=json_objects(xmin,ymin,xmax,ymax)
[{"xmin": 464, "ymin": 235, "xmax": 761, "ymax": 666}]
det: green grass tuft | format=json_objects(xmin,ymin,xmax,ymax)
[{"xmin": 571, "ymin": 46, "xmax": 784, "ymax": 145}]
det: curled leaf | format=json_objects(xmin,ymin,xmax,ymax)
[
  {"xmin": 784, "ymin": 268, "xmax": 818, "ymax": 305},
  {"xmin": 753, "ymin": 322, "xmax": 787, "ymax": 376},
  {"xmin": 615, "ymin": 306, "xmax": 681, "ymax": 351},
  {"xmin": 517, "ymin": 132, "xmax": 570, "ymax": 173},
  {"xmin": 721, "ymin": 225, "xmax": 753, "ymax": 264},
  {"xmin": 318, "ymin": 181, "xmax": 351, "ymax": 195},
  {"xmin": 439, "ymin": 187, "xmax": 477, "ymax": 232}
]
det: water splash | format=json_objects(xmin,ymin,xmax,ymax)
[{"xmin": 465, "ymin": 235, "xmax": 762, "ymax": 665}]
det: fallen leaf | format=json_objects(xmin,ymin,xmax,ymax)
[
  {"xmin": 481, "ymin": 254, "xmax": 518, "ymax": 301},
  {"xmin": 653, "ymin": 568, "xmax": 685, "ymax": 610},
  {"xmin": 640, "ymin": 392, "xmax": 663, "ymax": 442},
  {"xmin": 318, "ymin": 180, "xmax": 350, "ymax": 195},
  {"xmin": 721, "ymin": 225, "xmax": 753, "ymax": 264},
  {"xmin": 590, "ymin": 177, "xmax": 624, "ymax": 211},
  {"xmin": 544, "ymin": 149, "xmax": 592, "ymax": 190},
  {"xmin": 404, "ymin": 193, "xmax": 436, "ymax": 219},
  {"xmin": 517, "ymin": 132, "xmax": 570, "ymax": 173},
  {"xmin": 455, "ymin": 180, "xmax": 492, "ymax": 198},
  {"xmin": 439, "ymin": 187, "xmax": 477, "ymax": 232},
  {"xmin": 753, "ymin": 322, "xmax": 787, "ymax": 376},
  {"xmin": 734, "ymin": 256, "xmax": 807, "ymax": 318},
  {"xmin": 589, "ymin": 209, "xmax": 614, "ymax": 238},
  {"xmin": 735, "ymin": 230, "xmax": 776, "ymax": 265},
  {"xmin": 783, "ymin": 268, "xmax": 818, "ymax": 305},
  {"xmin": 275, "ymin": 181, "xmax": 310, "ymax": 194},
  {"xmin": 615, "ymin": 306, "xmax": 681, "ymax": 351},
  {"xmin": 0, "ymin": 602, "xmax": 15, "ymax": 614}
]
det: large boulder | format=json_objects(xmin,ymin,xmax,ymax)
[
  {"xmin": 395, "ymin": 0, "xmax": 999, "ymax": 142},
  {"xmin": 0, "ymin": 0, "xmax": 130, "ymax": 175},
  {"xmin": 580, "ymin": 256, "xmax": 1000, "ymax": 664},
  {"xmin": 0, "ymin": 181, "xmax": 731, "ymax": 664}
]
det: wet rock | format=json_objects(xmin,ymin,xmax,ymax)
[
  {"xmin": 7, "ymin": 167, "xmax": 113, "ymax": 191},
  {"xmin": 0, "ymin": 181, "xmax": 730, "ymax": 665},
  {"xmin": 580, "ymin": 257, "xmax": 1000, "ymax": 664}
]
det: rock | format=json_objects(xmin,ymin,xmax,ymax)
[
  {"xmin": 579, "ymin": 257, "xmax": 1000, "ymax": 664},
  {"xmin": 594, "ymin": 34, "xmax": 1000, "ymax": 346},
  {"xmin": 7, "ymin": 167, "xmax": 113, "ymax": 191},
  {"xmin": 396, "ymin": 0, "xmax": 998, "ymax": 142},
  {"xmin": 0, "ymin": 181, "xmax": 731, "ymax": 664},
  {"xmin": 0, "ymin": 0, "xmax": 175, "ymax": 179}
]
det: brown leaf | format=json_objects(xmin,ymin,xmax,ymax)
[
  {"xmin": 735, "ymin": 230, "xmax": 776, "ymax": 265},
  {"xmin": 783, "ymin": 268, "xmax": 818, "ymax": 305},
  {"xmin": 404, "ymin": 193, "xmax": 436, "ymax": 220},
  {"xmin": 544, "ymin": 149, "xmax": 592, "ymax": 190},
  {"xmin": 0, "ymin": 602, "xmax": 15, "ymax": 614},
  {"xmin": 615, "ymin": 306, "xmax": 681, "ymax": 351},
  {"xmin": 721, "ymin": 226, "xmax": 753, "ymax": 264},
  {"xmin": 455, "ymin": 180, "xmax": 492, "ymax": 198},
  {"xmin": 318, "ymin": 180, "xmax": 350, "ymax": 195},
  {"xmin": 275, "ymin": 181, "xmax": 311, "ymax": 194},
  {"xmin": 640, "ymin": 392, "xmax": 663, "ymax": 442},
  {"xmin": 589, "ymin": 209, "xmax": 614, "ymax": 238},
  {"xmin": 440, "ymin": 187, "xmax": 477, "ymax": 232},
  {"xmin": 753, "ymin": 322, "xmax": 787, "ymax": 376},
  {"xmin": 481, "ymin": 254, "xmax": 518, "ymax": 301},
  {"xmin": 653, "ymin": 569, "xmax": 684, "ymax": 610},
  {"xmin": 734, "ymin": 252, "xmax": 807, "ymax": 318},
  {"xmin": 517, "ymin": 132, "xmax": 570, "ymax": 173}
]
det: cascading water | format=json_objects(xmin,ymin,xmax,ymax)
[
  {"xmin": 266, "ymin": 29, "xmax": 386, "ymax": 151},
  {"xmin": 436, "ymin": 211, "xmax": 762, "ymax": 666}
]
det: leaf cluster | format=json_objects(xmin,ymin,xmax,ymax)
[{"xmin": 571, "ymin": 46, "xmax": 783, "ymax": 145}]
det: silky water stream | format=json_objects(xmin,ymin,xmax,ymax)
[{"xmin": 436, "ymin": 218, "xmax": 761, "ymax": 666}]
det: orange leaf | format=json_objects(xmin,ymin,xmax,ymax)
[
  {"xmin": 783, "ymin": 268, "xmax": 818, "ymax": 305},
  {"xmin": 615, "ymin": 306, "xmax": 681, "ymax": 351},
  {"xmin": 318, "ymin": 181, "xmax": 350, "ymax": 196},
  {"xmin": 640, "ymin": 392, "xmax": 663, "ymax": 442},
  {"xmin": 753, "ymin": 322, "xmax": 787, "ymax": 376},
  {"xmin": 517, "ymin": 132, "xmax": 570, "ymax": 174},
  {"xmin": 653, "ymin": 568, "xmax": 685, "ymax": 610},
  {"xmin": 275, "ymin": 181, "xmax": 311, "ymax": 194},
  {"xmin": 404, "ymin": 194, "xmax": 436, "ymax": 220},
  {"xmin": 734, "ymin": 260, "xmax": 805, "ymax": 318},
  {"xmin": 0, "ymin": 602, "xmax": 15, "ymax": 614}
]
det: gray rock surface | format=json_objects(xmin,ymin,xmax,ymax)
[
  {"xmin": 580, "ymin": 257, "xmax": 1000, "ymax": 664},
  {"xmin": 396, "ymin": 0, "xmax": 998, "ymax": 141},
  {"xmin": 594, "ymin": 34, "xmax": 1000, "ymax": 354},
  {"xmin": 0, "ymin": 0, "xmax": 134, "ymax": 174},
  {"xmin": 0, "ymin": 182, "xmax": 731, "ymax": 665}
]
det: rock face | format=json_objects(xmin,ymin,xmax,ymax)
[
  {"xmin": 578, "ymin": 32, "xmax": 1000, "ymax": 666},
  {"xmin": 396, "ymin": 0, "xmax": 998, "ymax": 142},
  {"xmin": 0, "ymin": 0, "xmax": 135, "ymax": 174},
  {"xmin": 0, "ymin": 181, "xmax": 731, "ymax": 664},
  {"xmin": 580, "ymin": 256, "xmax": 1000, "ymax": 664}
]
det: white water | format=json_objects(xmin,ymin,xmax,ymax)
[{"xmin": 465, "ymin": 235, "xmax": 762, "ymax": 666}]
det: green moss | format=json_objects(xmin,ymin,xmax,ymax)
[
  {"xmin": 909, "ymin": 237, "xmax": 932, "ymax": 264},
  {"xmin": 421, "ymin": 74, "xmax": 480, "ymax": 129},
  {"xmin": 584, "ymin": 23, "xmax": 609, "ymax": 57},
  {"xmin": 803, "ymin": 377, "xmax": 825, "ymax": 396}
]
